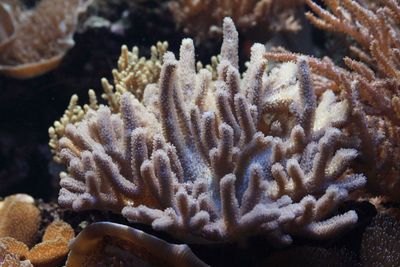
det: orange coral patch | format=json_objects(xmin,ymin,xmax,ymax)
[
  {"xmin": 26, "ymin": 220, "xmax": 75, "ymax": 267},
  {"xmin": 0, "ymin": 237, "xmax": 29, "ymax": 260},
  {"xmin": 42, "ymin": 220, "xmax": 75, "ymax": 243},
  {"xmin": 0, "ymin": 194, "xmax": 41, "ymax": 247},
  {"xmin": 27, "ymin": 238, "xmax": 69, "ymax": 267}
]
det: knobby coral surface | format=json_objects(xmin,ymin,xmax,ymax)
[
  {"xmin": 0, "ymin": 0, "xmax": 92, "ymax": 78},
  {"xmin": 169, "ymin": 0, "xmax": 303, "ymax": 41},
  {"xmin": 55, "ymin": 18, "xmax": 366, "ymax": 244},
  {"xmin": 265, "ymin": 0, "xmax": 400, "ymax": 200}
]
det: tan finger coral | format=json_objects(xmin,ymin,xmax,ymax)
[
  {"xmin": 0, "ymin": 0, "xmax": 92, "ymax": 78},
  {"xmin": 0, "ymin": 237, "xmax": 29, "ymax": 260},
  {"xmin": 55, "ymin": 17, "xmax": 365, "ymax": 244},
  {"xmin": 0, "ymin": 2, "xmax": 17, "ymax": 53}
]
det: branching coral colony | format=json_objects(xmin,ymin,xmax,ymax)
[
  {"xmin": 52, "ymin": 18, "xmax": 366, "ymax": 244},
  {"xmin": 265, "ymin": 0, "xmax": 400, "ymax": 201}
]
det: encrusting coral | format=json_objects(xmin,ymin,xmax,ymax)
[
  {"xmin": 0, "ymin": 194, "xmax": 75, "ymax": 267},
  {"xmin": 54, "ymin": 17, "xmax": 366, "ymax": 245},
  {"xmin": 168, "ymin": 0, "xmax": 303, "ymax": 41},
  {"xmin": 66, "ymin": 222, "xmax": 208, "ymax": 267},
  {"xmin": 0, "ymin": 0, "xmax": 92, "ymax": 78},
  {"xmin": 265, "ymin": 0, "xmax": 400, "ymax": 201}
]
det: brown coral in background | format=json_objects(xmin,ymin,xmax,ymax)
[
  {"xmin": 169, "ymin": 0, "xmax": 303, "ymax": 41},
  {"xmin": 66, "ymin": 222, "xmax": 208, "ymax": 267},
  {"xmin": 0, "ymin": 0, "xmax": 92, "ymax": 78}
]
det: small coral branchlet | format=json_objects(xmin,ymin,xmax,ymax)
[{"xmin": 56, "ymin": 17, "xmax": 365, "ymax": 244}]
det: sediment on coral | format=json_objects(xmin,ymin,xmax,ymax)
[{"xmin": 54, "ymin": 17, "xmax": 365, "ymax": 244}]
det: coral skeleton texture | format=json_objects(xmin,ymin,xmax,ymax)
[{"xmin": 56, "ymin": 18, "xmax": 365, "ymax": 244}]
